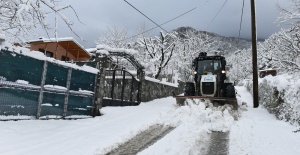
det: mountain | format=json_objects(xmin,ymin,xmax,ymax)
[{"xmin": 172, "ymin": 26, "xmax": 251, "ymax": 56}]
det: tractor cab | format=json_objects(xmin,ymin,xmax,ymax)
[{"xmin": 192, "ymin": 52, "xmax": 227, "ymax": 97}]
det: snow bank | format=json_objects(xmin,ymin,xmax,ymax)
[
  {"xmin": 160, "ymin": 99, "xmax": 234, "ymax": 132},
  {"xmin": 140, "ymin": 99, "xmax": 235, "ymax": 155},
  {"xmin": 244, "ymin": 74, "xmax": 300, "ymax": 126}
]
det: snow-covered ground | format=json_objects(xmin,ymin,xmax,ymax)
[
  {"xmin": 230, "ymin": 86, "xmax": 300, "ymax": 155},
  {"xmin": 0, "ymin": 86, "xmax": 299, "ymax": 155}
]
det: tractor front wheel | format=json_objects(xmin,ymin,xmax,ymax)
[
  {"xmin": 184, "ymin": 82, "xmax": 195, "ymax": 96},
  {"xmin": 225, "ymin": 84, "xmax": 236, "ymax": 98}
]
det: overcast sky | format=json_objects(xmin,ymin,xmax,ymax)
[{"xmin": 40, "ymin": 0, "xmax": 292, "ymax": 48}]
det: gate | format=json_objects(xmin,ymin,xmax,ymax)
[
  {"xmin": 0, "ymin": 49, "xmax": 97, "ymax": 119},
  {"xmin": 102, "ymin": 69, "xmax": 140, "ymax": 106}
]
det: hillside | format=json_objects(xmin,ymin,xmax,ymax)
[{"xmin": 173, "ymin": 26, "xmax": 251, "ymax": 56}]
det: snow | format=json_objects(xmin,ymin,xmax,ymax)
[
  {"xmin": 0, "ymin": 86, "xmax": 299, "ymax": 155},
  {"xmin": 256, "ymin": 74, "xmax": 300, "ymax": 125},
  {"xmin": 44, "ymin": 85, "xmax": 67, "ymax": 90},
  {"xmin": 85, "ymin": 48, "xmax": 97, "ymax": 53},
  {"xmin": 0, "ymin": 115, "xmax": 33, "ymax": 121},
  {"xmin": 260, "ymin": 74, "xmax": 291, "ymax": 91},
  {"xmin": 78, "ymin": 89, "xmax": 94, "ymax": 94},
  {"xmin": 29, "ymin": 37, "xmax": 82, "ymax": 46},
  {"xmin": 15, "ymin": 80, "xmax": 29, "ymax": 85},
  {"xmin": 0, "ymin": 33, "xmax": 5, "ymax": 41},
  {"xmin": 230, "ymin": 86, "xmax": 300, "ymax": 155},
  {"xmin": 145, "ymin": 76, "xmax": 178, "ymax": 87},
  {"xmin": 96, "ymin": 44, "xmax": 138, "ymax": 55},
  {"xmin": 41, "ymin": 103, "xmax": 53, "ymax": 107}
]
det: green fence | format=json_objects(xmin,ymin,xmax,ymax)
[{"xmin": 0, "ymin": 49, "xmax": 97, "ymax": 119}]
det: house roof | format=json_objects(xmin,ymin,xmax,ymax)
[{"xmin": 27, "ymin": 37, "xmax": 90, "ymax": 58}]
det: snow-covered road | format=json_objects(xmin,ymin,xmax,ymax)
[{"xmin": 0, "ymin": 86, "xmax": 299, "ymax": 155}]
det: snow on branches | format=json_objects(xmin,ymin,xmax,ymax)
[
  {"xmin": 95, "ymin": 25, "xmax": 129, "ymax": 49},
  {"xmin": 259, "ymin": 25, "xmax": 300, "ymax": 73},
  {"xmin": 277, "ymin": 0, "xmax": 300, "ymax": 25},
  {"xmin": 138, "ymin": 31, "xmax": 177, "ymax": 79},
  {"xmin": 226, "ymin": 49, "xmax": 253, "ymax": 82},
  {"xmin": 0, "ymin": 0, "xmax": 80, "ymax": 41}
]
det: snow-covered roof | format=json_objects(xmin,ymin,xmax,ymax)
[
  {"xmin": 96, "ymin": 44, "xmax": 138, "ymax": 56},
  {"xmin": 29, "ymin": 37, "xmax": 77, "ymax": 44},
  {"xmin": 86, "ymin": 48, "xmax": 97, "ymax": 53},
  {"xmin": 87, "ymin": 45, "xmax": 144, "ymax": 69}
]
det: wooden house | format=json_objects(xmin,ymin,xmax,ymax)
[{"xmin": 27, "ymin": 37, "xmax": 90, "ymax": 61}]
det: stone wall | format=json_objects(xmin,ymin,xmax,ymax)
[{"xmin": 140, "ymin": 79, "xmax": 185, "ymax": 102}]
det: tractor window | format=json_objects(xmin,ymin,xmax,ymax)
[
  {"xmin": 197, "ymin": 60, "xmax": 222, "ymax": 74},
  {"xmin": 213, "ymin": 61, "xmax": 221, "ymax": 71}
]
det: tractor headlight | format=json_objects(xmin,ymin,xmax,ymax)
[
  {"xmin": 222, "ymin": 70, "xmax": 226, "ymax": 74},
  {"xmin": 193, "ymin": 71, "xmax": 197, "ymax": 75}
]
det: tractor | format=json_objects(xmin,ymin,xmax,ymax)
[{"xmin": 174, "ymin": 52, "xmax": 237, "ymax": 109}]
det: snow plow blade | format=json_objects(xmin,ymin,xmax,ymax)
[{"xmin": 174, "ymin": 95, "xmax": 238, "ymax": 110}]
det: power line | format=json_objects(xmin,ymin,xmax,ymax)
[
  {"xmin": 237, "ymin": 0, "xmax": 246, "ymax": 86},
  {"xmin": 205, "ymin": 0, "xmax": 229, "ymax": 30},
  {"xmin": 238, "ymin": 0, "xmax": 245, "ymax": 40},
  {"xmin": 124, "ymin": 0, "xmax": 168, "ymax": 33},
  {"xmin": 119, "ymin": 7, "xmax": 197, "ymax": 42}
]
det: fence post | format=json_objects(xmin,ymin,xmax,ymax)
[
  {"xmin": 37, "ymin": 61, "xmax": 48, "ymax": 119},
  {"xmin": 137, "ymin": 69, "xmax": 145, "ymax": 103},
  {"xmin": 110, "ymin": 69, "xmax": 116, "ymax": 101},
  {"xmin": 130, "ymin": 76, "xmax": 134, "ymax": 104},
  {"xmin": 121, "ymin": 69, "xmax": 126, "ymax": 103},
  {"xmin": 93, "ymin": 56, "xmax": 108, "ymax": 116},
  {"xmin": 63, "ymin": 67, "xmax": 72, "ymax": 118}
]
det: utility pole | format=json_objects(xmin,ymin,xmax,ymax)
[{"xmin": 250, "ymin": 0, "xmax": 259, "ymax": 108}]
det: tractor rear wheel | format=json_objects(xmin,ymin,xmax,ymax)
[
  {"xmin": 184, "ymin": 82, "xmax": 195, "ymax": 96},
  {"xmin": 225, "ymin": 84, "xmax": 236, "ymax": 98}
]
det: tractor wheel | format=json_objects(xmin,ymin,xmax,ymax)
[
  {"xmin": 184, "ymin": 82, "xmax": 195, "ymax": 96},
  {"xmin": 225, "ymin": 84, "xmax": 236, "ymax": 98}
]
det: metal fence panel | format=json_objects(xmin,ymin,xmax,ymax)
[
  {"xmin": 70, "ymin": 69, "xmax": 95, "ymax": 91},
  {"xmin": 67, "ymin": 95, "xmax": 93, "ymax": 116},
  {"xmin": 0, "ymin": 49, "xmax": 43, "ymax": 85},
  {"xmin": 0, "ymin": 88, "xmax": 39, "ymax": 116},
  {"xmin": 40, "ymin": 92, "xmax": 64, "ymax": 117},
  {"xmin": 45, "ymin": 62, "xmax": 68, "ymax": 87},
  {"xmin": 0, "ymin": 49, "xmax": 97, "ymax": 119}
]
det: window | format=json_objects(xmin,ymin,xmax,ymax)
[
  {"xmin": 197, "ymin": 60, "xmax": 222, "ymax": 74},
  {"xmin": 38, "ymin": 48, "xmax": 53, "ymax": 58},
  {"xmin": 46, "ymin": 51, "xmax": 53, "ymax": 57},
  {"xmin": 38, "ymin": 48, "xmax": 44, "ymax": 53},
  {"xmin": 61, "ymin": 56, "xmax": 69, "ymax": 61}
]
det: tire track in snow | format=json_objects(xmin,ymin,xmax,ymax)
[
  {"xmin": 206, "ymin": 131, "xmax": 229, "ymax": 155},
  {"xmin": 105, "ymin": 124, "xmax": 175, "ymax": 155}
]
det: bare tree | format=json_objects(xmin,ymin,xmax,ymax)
[
  {"xmin": 0, "ymin": 0, "xmax": 81, "ymax": 41},
  {"xmin": 139, "ymin": 31, "xmax": 178, "ymax": 79},
  {"xmin": 95, "ymin": 25, "xmax": 129, "ymax": 48}
]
